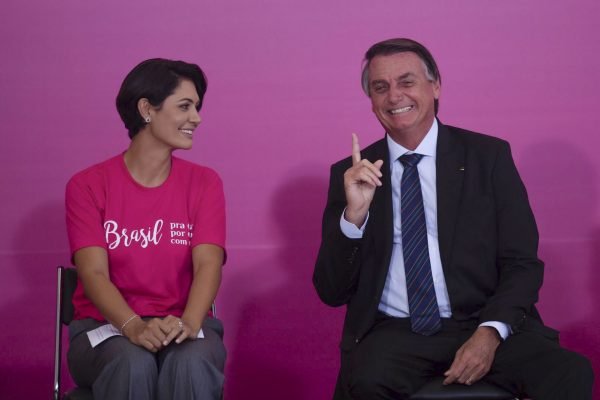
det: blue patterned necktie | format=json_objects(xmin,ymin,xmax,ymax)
[{"xmin": 399, "ymin": 153, "xmax": 441, "ymax": 336}]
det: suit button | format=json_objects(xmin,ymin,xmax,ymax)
[{"xmin": 355, "ymin": 338, "xmax": 360, "ymax": 344}]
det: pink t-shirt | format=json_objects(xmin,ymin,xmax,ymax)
[{"xmin": 66, "ymin": 153, "xmax": 226, "ymax": 321}]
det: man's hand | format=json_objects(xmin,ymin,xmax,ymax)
[
  {"xmin": 343, "ymin": 133, "xmax": 384, "ymax": 227},
  {"xmin": 443, "ymin": 326, "xmax": 501, "ymax": 386}
]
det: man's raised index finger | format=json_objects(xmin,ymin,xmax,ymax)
[{"xmin": 352, "ymin": 133, "xmax": 361, "ymax": 165}]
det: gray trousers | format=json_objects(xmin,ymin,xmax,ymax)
[{"xmin": 68, "ymin": 317, "xmax": 226, "ymax": 400}]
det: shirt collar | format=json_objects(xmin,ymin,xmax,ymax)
[{"xmin": 386, "ymin": 118, "xmax": 438, "ymax": 162}]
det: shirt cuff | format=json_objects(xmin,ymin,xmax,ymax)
[
  {"xmin": 479, "ymin": 321, "xmax": 512, "ymax": 341},
  {"xmin": 339, "ymin": 208, "xmax": 368, "ymax": 239}
]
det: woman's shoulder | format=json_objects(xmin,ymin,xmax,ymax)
[
  {"xmin": 172, "ymin": 156, "xmax": 222, "ymax": 185},
  {"xmin": 67, "ymin": 154, "xmax": 124, "ymax": 188}
]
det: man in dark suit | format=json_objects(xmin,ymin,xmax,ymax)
[{"xmin": 313, "ymin": 38, "xmax": 593, "ymax": 400}]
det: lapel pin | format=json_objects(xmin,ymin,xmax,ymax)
[{"xmin": 458, "ymin": 167, "xmax": 465, "ymax": 171}]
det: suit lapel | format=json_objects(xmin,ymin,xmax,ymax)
[
  {"xmin": 436, "ymin": 123, "xmax": 465, "ymax": 270},
  {"xmin": 365, "ymin": 139, "xmax": 394, "ymax": 289}
]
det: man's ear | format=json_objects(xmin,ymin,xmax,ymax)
[{"xmin": 432, "ymin": 79, "xmax": 441, "ymax": 100}]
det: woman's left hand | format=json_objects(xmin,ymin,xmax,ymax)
[{"xmin": 161, "ymin": 314, "xmax": 200, "ymax": 345}]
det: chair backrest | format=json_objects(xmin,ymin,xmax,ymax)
[
  {"xmin": 61, "ymin": 268, "xmax": 78, "ymax": 324},
  {"xmin": 54, "ymin": 266, "xmax": 79, "ymax": 400}
]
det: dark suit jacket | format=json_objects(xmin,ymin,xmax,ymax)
[{"xmin": 313, "ymin": 122, "xmax": 553, "ymax": 358}]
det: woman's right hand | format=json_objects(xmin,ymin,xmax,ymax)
[{"xmin": 122, "ymin": 317, "xmax": 170, "ymax": 352}]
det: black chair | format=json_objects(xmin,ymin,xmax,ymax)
[
  {"xmin": 409, "ymin": 376, "xmax": 519, "ymax": 399},
  {"xmin": 53, "ymin": 266, "xmax": 220, "ymax": 400},
  {"xmin": 54, "ymin": 266, "xmax": 94, "ymax": 400}
]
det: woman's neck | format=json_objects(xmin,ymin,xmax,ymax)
[{"xmin": 124, "ymin": 136, "xmax": 173, "ymax": 188}]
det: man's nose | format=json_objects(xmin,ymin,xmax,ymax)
[{"xmin": 388, "ymin": 87, "xmax": 404, "ymax": 103}]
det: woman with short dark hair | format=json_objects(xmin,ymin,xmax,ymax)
[{"xmin": 65, "ymin": 58, "xmax": 226, "ymax": 400}]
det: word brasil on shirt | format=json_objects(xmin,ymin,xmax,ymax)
[{"xmin": 104, "ymin": 219, "xmax": 193, "ymax": 249}]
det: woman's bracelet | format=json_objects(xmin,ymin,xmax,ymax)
[{"xmin": 120, "ymin": 314, "xmax": 140, "ymax": 335}]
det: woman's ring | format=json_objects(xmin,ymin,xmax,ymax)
[{"xmin": 178, "ymin": 320, "xmax": 184, "ymax": 329}]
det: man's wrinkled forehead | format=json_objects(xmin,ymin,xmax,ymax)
[{"xmin": 368, "ymin": 53, "xmax": 433, "ymax": 82}]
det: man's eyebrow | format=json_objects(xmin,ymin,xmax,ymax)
[
  {"xmin": 395, "ymin": 72, "xmax": 416, "ymax": 81},
  {"xmin": 370, "ymin": 72, "xmax": 416, "ymax": 86},
  {"xmin": 370, "ymin": 79, "xmax": 389, "ymax": 86}
]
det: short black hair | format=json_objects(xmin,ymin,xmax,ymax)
[
  {"xmin": 116, "ymin": 58, "xmax": 208, "ymax": 139},
  {"xmin": 361, "ymin": 38, "xmax": 441, "ymax": 114}
]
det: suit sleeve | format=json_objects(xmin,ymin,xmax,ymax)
[
  {"xmin": 313, "ymin": 162, "xmax": 363, "ymax": 307},
  {"xmin": 478, "ymin": 141, "xmax": 544, "ymax": 328}
]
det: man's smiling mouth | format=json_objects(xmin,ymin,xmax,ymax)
[{"xmin": 389, "ymin": 106, "xmax": 414, "ymax": 115}]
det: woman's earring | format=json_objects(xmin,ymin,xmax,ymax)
[{"xmin": 144, "ymin": 116, "xmax": 151, "ymax": 123}]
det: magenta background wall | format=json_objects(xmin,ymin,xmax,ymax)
[{"xmin": 1, "ymin": 1, "xmax": 599, "ymax": 398}]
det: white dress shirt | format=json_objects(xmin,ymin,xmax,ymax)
[{"xmin": 340, "ymin": 120, "xmax": 509, "ymax": 339}]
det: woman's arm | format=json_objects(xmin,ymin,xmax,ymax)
[
  {"xmin": 174, "ymin": 243, "xmax": 224, "ymax": 343},
  {"xmin": 74, "ymin": 246, "xmax": 169, "ymax": 352}
]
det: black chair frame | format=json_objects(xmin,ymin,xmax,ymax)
[
  {"xmin": 54, "ymin": 266, "xmax": 94, "ymax": 400},
  {"xmin": 54, "ymin": 266, "xmax": 218, "ymax": 400},
  {"xmin": 409, "ymin": 376, "xmax": 519, "ymax": 399}
]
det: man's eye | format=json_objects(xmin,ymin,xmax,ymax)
[
  {"xmin": 373, "ymin": 86, "xmax": 387, "ymax": 93},
  {"xmin": 401, "ymin": 81, "xmax": 414, "ymax": 87}
]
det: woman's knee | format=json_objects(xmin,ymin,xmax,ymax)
[
  {"xmin": 107, "ymin": 341, "xmax": 158, "ymax": 380},
  {"xmin": 164, "ymin": 338, "xmax": 226, "ymax": 372}
]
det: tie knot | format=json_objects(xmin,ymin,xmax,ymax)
[{"xmin": 399, "ymin": 153, "xmax": 423, "ymax": 167}]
